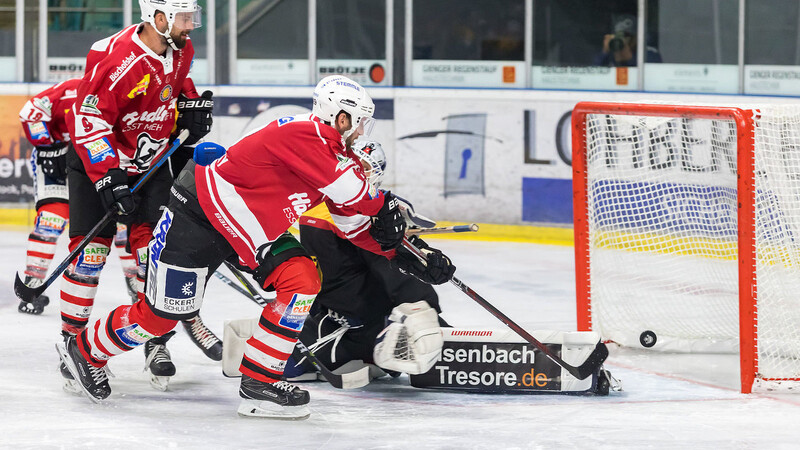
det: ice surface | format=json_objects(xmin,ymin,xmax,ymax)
[{"xmin": 1, "ymin": 228, "xmax": 799, "ymax": 449}]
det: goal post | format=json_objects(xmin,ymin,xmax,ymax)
[{"xmin": 571, "ymin": 101, "xmax": 800, "ymax": 393}]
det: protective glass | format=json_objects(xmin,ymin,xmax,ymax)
[
  {"xmin": 356, "ymin": 116, "xmax": 376, "ymax": 137},
  {"xmin": 174, "ymin": 8, "xmax": 202, "ymax": 29}
]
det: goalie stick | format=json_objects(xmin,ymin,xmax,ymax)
[
  {"xmin": 15, "ymin": 130, "xmax": 191, "ymax": 303},
  {"xmin": 401, "ymin": 237, "xmax": 608, "ymax": 380},
  {"xmin": 217, "ymin": 261, "xmax": 370, "ymax": 390}
]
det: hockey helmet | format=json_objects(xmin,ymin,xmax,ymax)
[
  {"xmin": 139, "ymin": 0, "xmax": 202, "ymax": 50},
  {"xmin": 353, "ymin": 140, "xmax": 387, "ymax": 187},
  {"xmin": 312, "ymin": 76, "xmax": 376, "ymax": 141}
]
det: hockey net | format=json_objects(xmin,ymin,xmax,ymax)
[{"xmin": 572, "ymin": 102, "xmax": 800, "ymax": 393}]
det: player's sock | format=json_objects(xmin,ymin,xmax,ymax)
[
  {"xmin": 181, "ymin": 315, "xmax": 223, "ymax": 361},
  {"xmin": 114, "ymin": 223, "xmax": 139, "ymax": 303},
  {"xmin": 20, "ymin": 205, "xmax": 68, "ymax": 315},
  {"xmin": 59, "ymin": 238, "xmax": 110, "ymax": 333},
  {"xmin": 237, "ymin": 375, "xmax": 310, "ymax": 419},
  {"xmin": 144, "ymin": 331, "xmax": 176, "ymax": 391}
]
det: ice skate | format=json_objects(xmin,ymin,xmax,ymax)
[
  {"xmin": 18, "ymin": 277, "xmax": 49, "ymax": 315},
  {"xmin": 56, "ymin": 335, "xmax": 111, "ymax": 402},
  {"xmin": 182, "ymin": 315, "xmax": 223, "ymax": 361},
  {"xmin": 144, "ymin": 331, "xmax": 176, "ymax": 391},
  {"xmin": 59, "ymin": 358, "xmax": 81, "ymax": 395},
  {"xmin": 124, "ymin": 275, "xmax": 138, "ymax": 303},
  {"xmin": 237, "ymin": 375, "xmax": 310, "ymax": 420}
]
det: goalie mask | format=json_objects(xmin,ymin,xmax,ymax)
[
  {"xmin": 139, "ymin": 0, "xmax": 202, "ymax": 51},
  {"xmin": 353, "ymin": 140, "xmax": 387, "ymax": 187},
  {"xmin": 312, "ymin": 76, "xmax": 376, "ymax": 141}
]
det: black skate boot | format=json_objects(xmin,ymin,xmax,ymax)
[
  {"xmin": 124, "ymin": 275, "xmax": 138, "ymax": 303},
  {"xmin": 144, "ymin": 331, "xmax": 176, "ymax": 391},
  {"xmin": 18, "ymin": 277, "xmax": 49, "ymax": 315},
  {"xmin": 181, "ymin": 315, "xmax": 223, "ymax": 361},
  {"xmin": 58, "ymin": 331, "xmax": 80, "ymax": 394},
  {"xmin": 237, "ymin": 375, "xmax": 310, "ymax": 419},
  {"xmin": 56, "ymin": 334, "xmax": 111, "ymax": 402}
]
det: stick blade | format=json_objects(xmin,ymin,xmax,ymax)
[
  {"xmin": 14, "ymin": 272, "xmax": 44, "ymax": 303},
  {"xmin": 567, "ymin": 342, "xmax": 609, "ymax": 380}
]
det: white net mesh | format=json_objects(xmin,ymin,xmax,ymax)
[{"xmin": 580, "ymin": 104, "xmax": 800, "ymax": 387}]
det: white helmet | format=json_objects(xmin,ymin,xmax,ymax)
[
  {"xmin": 139, "ymin": 0, "xmax": 202, "ymax": 50},
  {"xmin": 312, "ymin": 75, "xmax": 376, "ymax": 141},
  {"xmin": 353, "ymin": 140, "xmax": 387, "ymax": 187}
]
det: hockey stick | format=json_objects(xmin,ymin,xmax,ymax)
[
  {"xmin": 401, "ymin": 237, "xmax": 608, "ymax": 380},
  {"xmin": 218, "ymin": 261, "xmax": 370, "ymax": 389},
  {"xmin": 406, "ymin": 223, "xmax": 479, "ymax": 236},
  {"xmin": 14, "ymin": 130, "xmax": 191, "ymax": 303}
]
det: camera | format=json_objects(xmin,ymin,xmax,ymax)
[{"xmin": 608, "ymin": 31, "xmax": 627, "ymax": 53}]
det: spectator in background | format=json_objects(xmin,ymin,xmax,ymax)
[{"xmin": 594, "ymin": 14, "xmax": 662, "ymax": 67}]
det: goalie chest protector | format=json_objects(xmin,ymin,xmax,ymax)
[{"xmin": 409, "ymin": 328, "xmax": 608, "ymax": 395}]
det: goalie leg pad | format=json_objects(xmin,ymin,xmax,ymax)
[{"xmin": 373, "ymin": 300, "xmax": 443, "ymax": 375}]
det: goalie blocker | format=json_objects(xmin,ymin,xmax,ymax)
[{"xmin": 409, "ymin": 329, "xmax": 615, "ymax": 395}]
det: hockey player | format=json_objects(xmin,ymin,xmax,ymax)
[
  {"xmin": 59, "ymin": 75, "xmax": 454, "ymax": 420},
  {"xmin": 287, "ymin": 141, "xmax": 452, "ymax": 381},
  {"xmin": 16, "ymin": 79, "xmax": 145, "ymax": 316},
  {"xmin": 58, "ymin": 0, "xmax": 213, "ymax": 386}
]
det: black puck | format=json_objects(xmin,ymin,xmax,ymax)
[{"xmin": 639, "ymin": 330, "xmax": 657, "ymax": 348}]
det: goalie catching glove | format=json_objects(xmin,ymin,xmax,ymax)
[
  {"xmin": 176, "ymin": 90, "xmax": 214, "ymax": 147},
  {"xmin": 391, "ymin": 236, "xmax": 455, "ymax": 285},
  {"xmin": 373, "ymin": 301, "xmax": 443, "ymax": 374},
  {"xmin": 36, "ymin": 142, "xmax": 69, "ymax": 183}
]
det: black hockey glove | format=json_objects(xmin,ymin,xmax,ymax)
[
  {"xmin": 36, "ymin": 142, "xmax": 69, "ymax": 183},
  {"xmin": 369, "ymin": 192, "xmax": 406, "ymax": 251},
  {"xmin": 176, "ymin": 90, "xmax": 214, "ymax": 147},
  {"xmin": 391, "ymin": 236, "xmax": 455, "ymax": 285},
  {"xmin": 95, "ymin": 168, "xmax": 135, "ymax": 215}
]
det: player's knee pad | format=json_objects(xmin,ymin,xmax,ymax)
[
  {"xmin": 31, "ymin": 204, "xmax": 68, "ymax": 239},
  {"xmin": 373, "ymin": 300, "xmax": 443, "ymax": 375},
  {"xmin": 253, "ymin": 232, "xmax": 319, "ymax": 291}
]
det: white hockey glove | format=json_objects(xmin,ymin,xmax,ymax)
[{"xmin": 373, "ymin": 301, "xmax": 443, "ymax": 375}]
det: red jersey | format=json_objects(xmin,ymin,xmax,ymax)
[
  {"xmin": 195, "ymin": 113, "xmax": 391, "ymax": 269},
  {"xmin": 19, "ymin": 78, "xmax": 80, "ymax": 147},
  {"xmin": 67, "ymin": 24, "xmax": 198, "ymax": 183}
]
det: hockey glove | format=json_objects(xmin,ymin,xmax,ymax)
[
  {"xmin": 391, "ymin": 236, "xmax": 455, "ymax": 285},
  {"xmin": 176, "ymin": 90, "xmax": 214, "ymax": 147},
  {"xmin": 369, "ymin": 192, "xmax": 406, "ymax": 251},
  {"xmin": 95, "ymin": 168, "xmax": 135, "ymax": 215},
  {"xmin": 36, "ymin": 142, "xmax": 69, "ymax": 183}
]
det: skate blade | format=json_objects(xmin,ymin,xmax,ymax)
[
  {"xmin": 236, "ymin": 400, "xmax": 310, "ymax": 420},
  {"xmin": 55, "ymin": 343, "xmax": 103, "ymax": 404},
  {"xmin": 62, "ymin": 378, "xmax": 81, "ymax": 395},
  {"xmin": 148, "ymin": 374, "xmax": 170, "ymax": 392}
]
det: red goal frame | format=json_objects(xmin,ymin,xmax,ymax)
[{"xmin": 570, "ymin": 102, "xmax": 760, "ymax": 393}]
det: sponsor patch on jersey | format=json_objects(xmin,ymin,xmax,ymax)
[
  {"xmin": 86, "ymin": 137, "xmax": 116, "ymax": 164},
  {"xmin": 159, "ymin": 84, "xmax": 172, "ymax": 102},
  {"xmin": 149, "ymin": 262, "xmax": 207, "ymax": 316},
  {"xmin": 27, "ymin": 122, "xmax": 50, "ymax": 141},
  {"xmin": 73, "ymin": 243, "xmax": 110, "ymax": 277},
  {"xmin": 277, "ymin": 116, "xmax": 294, "ymax": 126},
  {"xmin": 80, "ymin": 95, "xmax": 100, "ymax": 115},
  {"xmin": 127, "ymin": 74, "xmax": 150, "ymax": 99},
  {"xmin": 33, "ymin": 97, "xmax": 52, "ymax": 113},
  {"xmin": 335, "ymin": 154, "xmax": 353, "ymax": 172},
  {"xmin": 278, "ymin": 293, "xmax": 316, "ymax": 331},
  {"xmin": 33, "ymin": 212, "xmax": 67, "ymax": 236},
  {"xmin": 114, "ymin": 323, "xmax": 154, "ymax": 348}
]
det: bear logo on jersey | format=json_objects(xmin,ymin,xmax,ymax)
[{"xmin": 132, "ymin": 132, "xmax": 167, "ymax": 170}]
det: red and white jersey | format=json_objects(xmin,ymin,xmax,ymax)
[
  {"xmin": 67, "ymin": 24, "xmax": 199, "ymax": 183},
  {"xmin": 195, "ymin": 113, "xmax": 391, "ymax": 269},
  {"xmin": 19, "ymin": 78, "xmax": 80, "ymax": 147}
]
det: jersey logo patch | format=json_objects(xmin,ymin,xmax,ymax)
[
  {"xmin": 278, "ymin": 294, "xmax": 316, "ymax": 331},
  {"xmin": 132, "ymin": 132, "xmax": 167, "ymax": 170},
  {"xmin": 277, "ymin": 116, "xmax": 294, "ymax": 126},
  {"xmin": 114, "ymin": 323, "xmax": 154, "ymax": 348},
  {"xmin": 80, "ymin": 95, "xmax": 100, "ymax": 115},
  {"xmin": 159, "ymin": 85, "xmax": 172, "ymax": 102},
  {"xmin": 86, "ymin": 137, "xmax": 116, "ymax": 164},
  {"xmin": 128, "ymin": 74, "xmax": 150, "ymax": 99},
  {"xmin": 28, "ymin": 122, "xmax": 50, "ymax": 141},
  {"xmin": 335, "ymin": 154, "xmax": 353, "ymax": 172}
]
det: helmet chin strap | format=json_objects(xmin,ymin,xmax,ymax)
[{"xmin": 153, "ymin": 19, "xmax": 179, "ymax": 51}]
